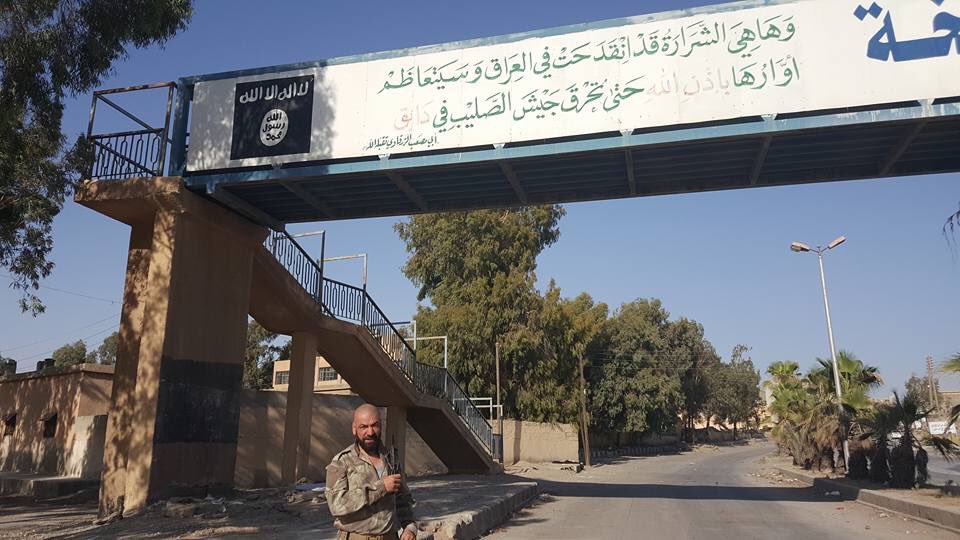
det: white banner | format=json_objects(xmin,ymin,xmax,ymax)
[{"xmin": 187, "ymin": 0, "xmax": 960, "ymax": 171}]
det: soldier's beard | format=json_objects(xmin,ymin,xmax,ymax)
[{"xmin": 356, "ymin": 434, "xmax": 381, "ymax": 455}]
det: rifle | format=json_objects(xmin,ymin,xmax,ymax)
[{"xmin": 384, "ymin": 446, "xmax": 402, "ymax": 476}]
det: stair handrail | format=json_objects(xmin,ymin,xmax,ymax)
[
  {"xmin": 412, "ymin": 362, "xmax": 494, "ymax": 452},
  {"xmin": 264, "ymin": 230, "xmax": 331, "ymax": 315},
  {"xmin": 264, "ymin": 230, "xmax": 494, "ymax": 454}
]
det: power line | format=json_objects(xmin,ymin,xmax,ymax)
[
  {"xmin": 1, "ymin": 273, "xmax": 121, "ymax": 305},
  {"xmin": 16, "ymin": 323, "xmax": 120, "ymax": 363},
  {"xmin": 2, "ymin": 312, "xmax": 121, "ymax": 353}
]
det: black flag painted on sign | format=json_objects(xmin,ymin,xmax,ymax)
[{"xmin": 230, "ymin": 74, "xmax": 314, "ymax": 160}]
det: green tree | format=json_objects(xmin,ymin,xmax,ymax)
[
  {"xmin": 1, "ymin": 0, "xmax": 193, "ymax": 314},
  {"xmin": 904, "ymin": 373, "xmax": 943, "ymax": 414},
  {"xmin": 589, "ymin": 353, "xmax": 683, "ymax": 436},
  {"xmin": 589, "ymin": 298, "xmax": 682, "ymax": 436},
  {"xmin": 86, "ymin": 331, "xmax": 118, "ymax": 365},
  {"xmin": 665, "ymin": 317, "xmax": 721, "ymax": 442},
  {"xmin": 587, "ymin": 298, "xmax": 722, "ymax": 441},
  {"xmin": 707, "ymin": 345, "xmax": 761, "ymax": 439},
  {"xmin": 0, "ymin": 353, "xmax": 15, "ymax": 377},
  {"xmin": 396, "ymin": 206, "xmax": 565, "ymax": 419},
  {"xmin": 396, "ymin": 206, "xmax": 563, "ymax": 304},
  {"xmin": 528, "ymin": 283, "xmax": 607, "ymax": 424},
  {"xmin": 51, "ymin": 339, "xmax": 86, "ymax": 367},
  {"xmin": 245, "ymin": 321, "xmax": 281, "ymax": 390},
  {"xmin": 944, "ymin": 353, "xmax": 960, "ymax": 373}
]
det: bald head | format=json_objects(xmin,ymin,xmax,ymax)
[
  {"xmin": 353, "ymin": 404, "xmax": 380, "ymax": 425},
  {"xmin": 352, "ymin": 404, "xmax": 382, "ymax": 455}
]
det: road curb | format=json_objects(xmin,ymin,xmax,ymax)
[
  {"xmin": 426, "ymin": 481, "xmax": 540, "ymax": 540},
  {"xmin": 590, "ymin": 445, "xmax": 680, "ymax": 459},
  {"xmin": 772, "ymin": 465, "xmax": 960, "ymax": 532}
]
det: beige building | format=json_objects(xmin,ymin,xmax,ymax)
[
  {"xmin": 0, "ymin": 364, "xmax": 112, "ymax": 479},
  {"xmin": 3, "ymin": 362, "xmax": 580, "ymax": 493},
  {"xmin": 272, "ymin": 356, "xmax": 352, "ymax": 395}
]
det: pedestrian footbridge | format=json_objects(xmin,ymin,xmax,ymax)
[{"xmin": 78, "ymin": 0, "xmax": 960, "ymax": 516}]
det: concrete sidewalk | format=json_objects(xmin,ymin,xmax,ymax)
[
  {"xmin": 769, "ymin": 459, "xmax": 960, "ymax": 532},
  {"xmin": 0, "ymin": 474, "xmax": 538, "ymax": 539}
]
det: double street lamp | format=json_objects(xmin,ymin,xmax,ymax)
[{"xmin": 791, "ymin": 235, "xmax": 849, "ymax": 469}]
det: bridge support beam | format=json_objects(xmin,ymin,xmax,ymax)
[
  {"xmin": 386, "ymin": 171, "xmax": 429, "ymax": 212},
  {"xmin": 76, "ymin": 178, "xmax": 267, "ymax": 517},
  {"xmin": 281, "ymin": 332, "xmax": 318, "ymax": 484},
  {"xmin": 498, "ymin": 162, "xmax": 528, "ymax": 204}
]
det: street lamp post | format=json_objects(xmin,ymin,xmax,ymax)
[
  {"xmin": 321, "ymin": 252, "xmax": 368, "ymax": 322},
  {"xmin": 291, "ymin": 230, "xmax": 326, "ymax": 294},
  {"xmin": 409, "ymin": 334, "xmax": 450, "ymax": 395},
  {"xmin": 321, "ymin": 253, "xmax": 368, "ymax": 291},
  {"xmin": 791, "ymin": 235, "xmax": 849, "ymax": 470},
  {"xmin": 409, "ymin": 335, "xmax": 448, "ymax": 369}
]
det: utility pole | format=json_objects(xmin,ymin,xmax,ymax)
[
  {"xmin": 495, "ymin": 341, "xmax": 503, "ymax": 462},
  {"xmin": 578, "ymin": 354, "xmax": 592, "ymax": 468},
  {"xmin": 926, "ymin": 355, "xmax": 939, "ymax": 412}
]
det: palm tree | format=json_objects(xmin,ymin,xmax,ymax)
[
  {"xmin": 812, "ymin": 350, "xmax": 883, "ymax": 411},
  {"xmin": 767, "ymin": 360, "xmax": 801, "ymax": 387},
  {"xmin": 886, "ymin": 393, "xmax": 960, "ymax": 488},
  {"xmin": 767, "ymin": 355, "xmax": 883, "ymax": 473},
  {"xmin": 858, "ymin": 405, "xmax": 898, "ymax": 483},
  {"xmin": 944, "ymin": 204, "xmax": 960, "ymax": 244},
  {"xmin": 809, "ymin": 351, "xmax": 884, "ymax": 474}
]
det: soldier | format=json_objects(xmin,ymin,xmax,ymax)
[{"xmin": 326, "ymin": 403, "xmax": 417, "ymax": 540}]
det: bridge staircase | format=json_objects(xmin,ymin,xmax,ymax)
[
  {"xmin": 251, "ymin": 230, "xmax": 499, "ymax": 473},
  {"xmin": 82, "ymin": 82, "xmax": 499, "ymax": 476}
]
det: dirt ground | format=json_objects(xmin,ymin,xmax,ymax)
[
  {"xmin": 0, "ymin": 473, "xmax": 539, "ymax": 539},
  {"xmin": 0, "ymin": 486, "xmax": 339, "ymax": 539}
]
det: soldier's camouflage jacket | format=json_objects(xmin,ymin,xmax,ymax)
[{"xmin": 325, "ymin": 444, "xmax": 416, "ymax": 537}]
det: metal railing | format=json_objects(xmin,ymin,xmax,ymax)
[
  {"xmin": 90, "ymin": 129, "xmax": 165, "ymax": 179},
  {"xmin": 86, "ymin": 82, "xmax": 176, "ymax": 180},
  {"xmin": 265, "ymin": 230, "xmax": 326, "ymax": 310},
  {"xmin": 263, "ymin": 230, "xmax": 494, "ymax": 454},
  {"xmin": 322, "ymin": 278, "xmax": 366, "ymax": 322},
  {"xmin": 413, "ymin": 362, "xmax": 495, "ymax": 453}
]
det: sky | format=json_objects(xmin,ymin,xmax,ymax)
[{"xmin": 2, "ymin": 0, "xmax": 958, "ymax": 395}]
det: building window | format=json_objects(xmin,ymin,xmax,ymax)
[
  {"xmin": 42, "ymin": 413, "xmax": 57, "ymax": 439},
  {"xmin": 3, "ymin": 413, "xmax": 14, "ymax": 437},
  {"xmin": 275, "ymin": 370, "xmax": 290, "ymax": 385},
  {"xmin": 317, "ymin": 367, "xmax": 338, "ymax": 382}
]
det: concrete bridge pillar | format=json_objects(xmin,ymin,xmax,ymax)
[
  {"xmin": 281, "ymin": 332, "xmax": 317, "ymax": 485},
  {"xmin": 76, "ymin": 178, "xmax": 266, "ymax": 517}
]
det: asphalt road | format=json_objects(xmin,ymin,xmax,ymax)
[
  {"xmin": 495, "ymin": 442, "xmax": 956, "ymax": 539},
  {"xmin": 925, "ymin": 450, "xmax": 960, "ymax": 486}
]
